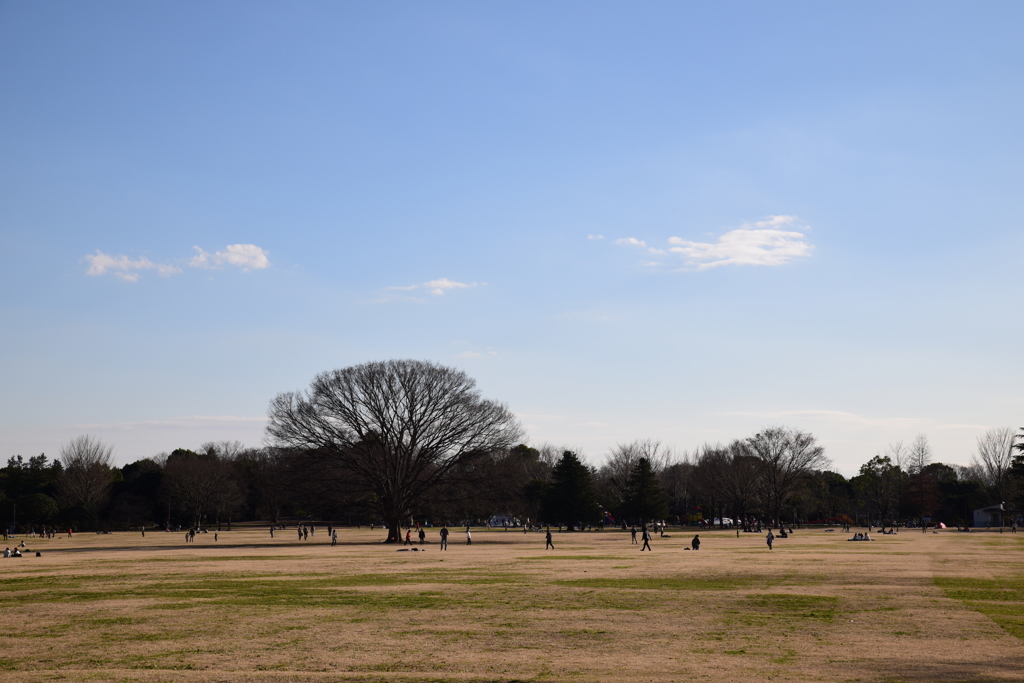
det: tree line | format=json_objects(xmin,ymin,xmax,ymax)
[{"xmin": 3, "ymin": 361, "xmax": 1021, "ymax": 537}]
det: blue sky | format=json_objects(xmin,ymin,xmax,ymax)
[{"xmin": 1, "ymin": 2, "xmax": 1021, "ymax": 474}]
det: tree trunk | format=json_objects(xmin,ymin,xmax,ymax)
[{"xmin": 386, "ymin": 519, "xmax": 400, "ymax": 543}]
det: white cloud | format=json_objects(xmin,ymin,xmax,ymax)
[
  {"xmin": 85, "ymin": 243, "xmax": 269, "ymax": 281},
  {"xmin": 668, "ymin": 215, "xmax": 812, "ymax": 270},
  {"xmin": 587, "ymin": 234, "xmax": 605, "ymax": 240},
  {"xmin": 457, "ymin": 347, "xmax": 498, "ymax": 359},
  {"xmin": 83, "ymin": 251, "xmax": 182, "ymax": 282},
  {"xmin": 424, "ymin": 278, "xmax": 470, "ymax": 296},
  {"xmin": 190, "ymin": 244, "xmax": 270, "ymax": 270},
  {"xmin": 390, "ymin": 277, "xmax": 478, "ymax": 296},
  {"xmin": 614, "ymin": 237, "xmax": 647, "ymax": 247}
]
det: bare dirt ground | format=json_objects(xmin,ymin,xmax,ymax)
[{"xmin": 0, "ymin": 525, "xmax": 1021, "ymax": 682}]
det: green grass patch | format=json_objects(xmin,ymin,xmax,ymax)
[
  {"xmin": 517, "ymin": 555, "xmax": 619, "ymax": 561},
  {"xmin": 739, "ymin": 594, "xmax": 838, "ymax": 623},
  {"xmin": 935, "ymin": 576, "xmax": 1024, "ymax": 640},
  {"xmin": 554, "ymin": 575, "xmax": 753, "ymax": 591},
  {"xmin": 733, "ymin": 593, "xmax": 843, "ymax": 626},
  {"xmin": 89, "ymin": 616, "xmax": 140, "ymax": 626}
]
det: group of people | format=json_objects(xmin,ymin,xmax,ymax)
[{"xmin": 3, "ymin": 527, "xmax": 69, "ymax": 542}]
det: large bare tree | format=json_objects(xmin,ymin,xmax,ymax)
[
  {"xmin": 747, "ymin": 427, "xmax": 828, "ymax": 526},
  {"xmin": 971, "ymin": 427, "xmax": 1016, "ymax": 503},
  {"xmin": 266, "ymin": 360, "xmax": 523, "ymax": 542},
  {"xmin": 57, "ymin": 435, "xmax": 115, "ymax": 514}
]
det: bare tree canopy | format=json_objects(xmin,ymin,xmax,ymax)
[
  {"xmin": 162, "ymin": 448, "xmax": 242, "ymax": 527},
  {"xmin": 971, "ymin": 427, "xmax": 1016, "ymax": 501},
  {"xmin": 907, "ymin": 435, "xmax": 932, "ymax": 475},
  {"xmin": 599, "ymin": 439, "xmax": 672, "ymax": 512},
  {"xmin": 57, "ymin": 435, "xmax": 115, "ymax": 513},
  {"xmin": 746, "ymin": 426, "xmax": 829, "ymax": 526},
  {"xmin": 266, "ymin": 359, "xmax": 523, "ymax": 542}
]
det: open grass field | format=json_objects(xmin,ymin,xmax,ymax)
[{"xmin": 0, "ymin": 526, "xmax": 1022, "ymax": 682}]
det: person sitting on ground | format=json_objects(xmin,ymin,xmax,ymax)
[
  {"xmin": 863, "ymin": 532, "xmax": 873, "ymax": 541},
  {"xmin": 3, "ymin": 548, "xmax": 9, "ymax": 558},
  {"xmin": 12, "ymin": 549, "xmax": 22, "ymax": 557}
]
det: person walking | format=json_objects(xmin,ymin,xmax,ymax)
[
  {"xmin": 691, "ymin": 534, "xmax": 700, "ymax": 551},
  {"xmin": 439, "ymin": 525, "xmax": 449, "ymax": 551},
  {"xmin": 214, "ymin": 532, "xmax": 218, "ymax": 542},
  {"xmin": 331, "ymin": 530, "xmax": 338, "ymax": 546},
  {"xmin": 418, "ymin": 528, "xmax": 426, "ymax": 545},
  {"xmin": 545, "ymin": 527, "xmax": 554, "ymax": 550},
  {"xmin": 465, "ymin": 526, "xmax": 472, "ymax": 545},
  {"xmin": 766, "ymin": 530, "xmax": 775, "ymax": 550},
  {"xmin": 405, "ymin": 530, "xmax": 412, "ymax": 546},
  {"xmin": 630, "ymin": 526, "xmax": 638, "ymax": 544},
  {"xmin": 641, "ymin": 526, "xmax": 652, "ymax": 551},
  {"xmin": 270, "ymin": 526, "xmax": 275, "ymax": 538}
]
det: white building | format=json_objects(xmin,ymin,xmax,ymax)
[{"xmin": 973, "ymin": 504, "xmax": 1004, "ymax": 528}]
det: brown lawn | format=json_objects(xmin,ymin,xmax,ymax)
[{"xmin": 0, "ymin": 525, "xmax": 1022, "ymax": 682}]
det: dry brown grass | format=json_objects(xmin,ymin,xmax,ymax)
[{"xmin": 1, "ymin": 526, "xmax": 1022, "ymax": 682}]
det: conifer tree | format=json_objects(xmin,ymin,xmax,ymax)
[
  {"xmin": 541, "ymin": 451, "xmax": 601, "ymax": 530},
  {"xmin": 621, "ymin": 457, "xmax": 668, "ymax": 524}
]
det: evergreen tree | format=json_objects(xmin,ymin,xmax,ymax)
[
  {"xmin": 541, "ymin": 451, "xmax": 601, "ymax": 529},
  {"xmin": 621, "ymin": 457, "xmax": 668, "ymax": 523}
]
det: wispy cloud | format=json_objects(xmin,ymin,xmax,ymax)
[
  {"xmin": 668, "ymin": 215, "xmax": 812, "ymax": 270},
  {"xmin": 514, "ymin": 412, "xmax": 565, "ymax": 422},
  {"xmin": 717, "ymin": 409, "xmax": 995, "ymax": 434},
  {"xmin": 190, "ymin": 244, "xmax": 270, "ymax": 270},
  {"xmin": 84, "ymin": 243, "xmax": 271, "ymax": 281},
  {"xmin": 73, "ymin": 415, "xmax": 267, "ymax": 431},
  {"xmin": 721, "ymin": 409, "xmax": 928, "ymax": 429},
  {"xmin": 390, "ymin": 277, "xmax": 479, "ymax": 296},
  {"xmin": 614, "ymin": 237, "xmax": 647, "ymax": 247},
  {"xmin": 587, "ymin": 234, "xmax": 605, "ymax": 240},
  {"xmin": 83, "ymin": 251, "xmax": 182, "ymax": 282},
  {"xmin": 456, "ymin": 348, "xmax": 498, "ymax": 359}
]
